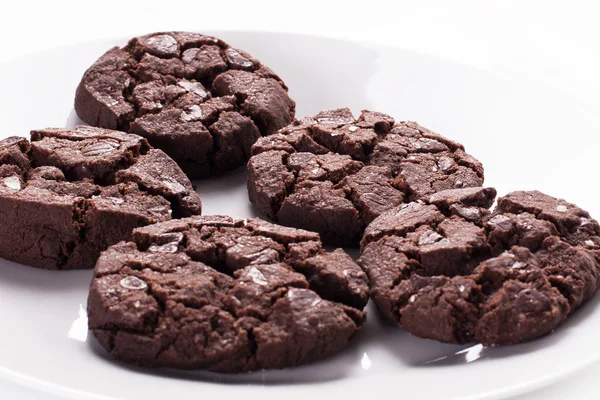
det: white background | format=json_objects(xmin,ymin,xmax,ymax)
[{"xmin": 1, "ymin": 0, "xmax": 599, "ymax": 398}]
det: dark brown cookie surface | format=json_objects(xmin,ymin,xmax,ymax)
[
  {"xmin": 88, "ymin": 216, "xmax": 368, "ymax": 372},
  {"xmin": 359, "ymin": 188, "xmax": 600, "ymax": 345},
  {"xmin": 0, "ymin": 126, "xmax": 202, "ymax": 270},
  {"xmin": 248, "ymin": 108, "xmax": 484, "ymax": 245},
  {"xmin": 75, "ymin": 32, "xmax": 295, "ymax": 178}
]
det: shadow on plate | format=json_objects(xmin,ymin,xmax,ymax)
[
  {"xmin": 65, "ymin": 108, "xmax": 85, "ymax": 128},
  {"xmin": 86, "ymin": 323, "xmax": 368, "ymax": 385},
  {"xmin": 0, "ymin": 258, "xmax": 93, "ymax": 293},
  {"xmin": 370, "ymin": 290, "xmax": 600, "ymax": 368},
  {"xmin": 192, "ymin": 168, "xmax": 261, "ymax": 219},
  {"xmin": 86, "ymin": 292, "xmax": 600, "ymax": 385}
]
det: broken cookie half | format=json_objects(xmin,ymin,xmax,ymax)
[{"xmin": 0, "ymin": 126, "xmax": 202, "ymax": 270}]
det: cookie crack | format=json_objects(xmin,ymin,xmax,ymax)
[
  {"xmin": 226, "ymin": 91, "xmax": 277, "ymax": 141},
  {"xmin": 305, "ymin": 126, "xmax": 341, "ymax": 154},
  {"xmin": 258, "ymin": 151, "xmax": 297, "ymax": 218},
  {"xmin": 116, "ymin": 160, "xmax": 191, "ymax": 219},
  {"xmin": 281, "ymin": 151, "xmax": 298, "ymax": 191},
  {"xmin": 338, "ymin": 171, "xmax": 397, "ymax": 229},
  {"xmin": 60, "ymin": 198, "xmax": 91, "ymax": 270},
  {"xmin": 242, "ymin": 326, "xmax": 258, "ymax": 366},
  {"xmin": 453, "ymin": 155, "xmax": 484, "ymax": 179}
]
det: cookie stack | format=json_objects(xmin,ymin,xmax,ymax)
[{"xmin": 1, "ymin": 31, "xmax": 598, "ymax": 373}]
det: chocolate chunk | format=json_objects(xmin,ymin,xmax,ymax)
[
  {"xmin": 359, "ymin": 188, "xmax": 600, "ymax": 345},
  {"xmin": 0, "ymin": 127, "xmax": 202, "ymax": 270},
  {"xmin": 75, "ymin": 32, "xmax": 295, "ymax": 178},
  {"xmin": 88, "ymin": 216, "xmax": 368, "ymax": 371},
  {"xmin": 248, "ymin": 109, "xmax": 484, "ymax": 245}
]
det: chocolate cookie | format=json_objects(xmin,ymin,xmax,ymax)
[
  {"xmin": 0, "ymin": 126, "xmax": 202, "ymax": 270},
  {"xmin": 359, "ymin": 188, "xmax": 600, "ymax": 345},
  {"xmin": 75, "ymin": 31, "xmax": 295, "ymax": 178},
  {"xmin": 88, "ymin": 216, "xmax": 368, "ymax": 371},
  {"xmin": 247, "ymin": 108, "xmax": 484, "ymax": 245}
]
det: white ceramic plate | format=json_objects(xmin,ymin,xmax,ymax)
[{"xmin": 0, "ymin": 31, "xmax": 599, "ymax": 400}]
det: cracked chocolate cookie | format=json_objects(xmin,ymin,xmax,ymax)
[
  {"xmin": 75, "ymin": 32, "xmax": 295, "ymax": 178},
  {"xmin": 88, "ymin": 215, "xmax": 368, "ymax": 371},
  {"xmin": 359, "ymin": 188, "xmax": 600, "ymax": 345},
  {"xmin": 247, "ymin": 108, "xmax": 484, "ymax": 245},
  {"xmin": 0, "ymin": 126, "xmax": 202, "ymax": 270}
]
